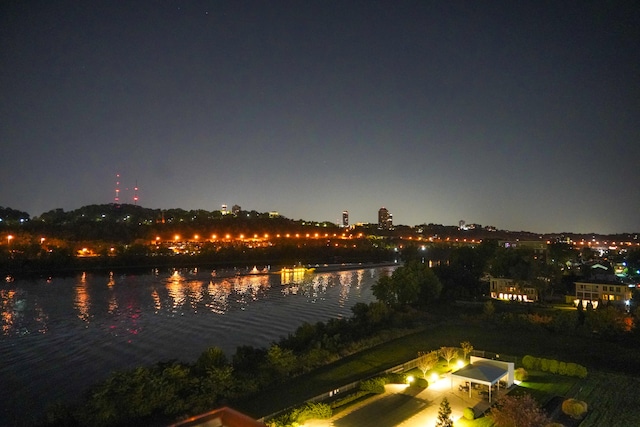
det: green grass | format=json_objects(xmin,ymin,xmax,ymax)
[
  {"xmin": 513, "ymin": 371, "xmax": 580, "ymax": 405},
  {"xmin": 235, "ymin": 320, "xmax": 640, "ymax": 419},
  {"xmin": 573, "ymin": 371, "xmax": 640, "ymax": 427}
]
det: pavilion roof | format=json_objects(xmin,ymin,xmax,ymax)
[{"xmin": 450, "ymin": 362, "xmax": 507, "ymax": 386}]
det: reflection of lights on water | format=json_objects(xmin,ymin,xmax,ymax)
[
  {"xmin": 187, "ymin": 280, "xmax": 204, "ymax": 311},
  {"xmin": 233, "ymin": 275, "xmax": 270, "ymax": 307},
  {"xmin": 1, "ymin": 289, "xmax": 16, "ymax": 335},
  {"xmin": 75, "ymin": 277, "xmax": 90, "ymax": 322},
  {"xmin": 167, "ymin": 270, "xmax": 186, "ymax": 310},
  {"xmin": 206, "ymin": 281, "xmax": 231, "ymax": 314},
  {"xmin": 1, "ymin": 288, "xmax": 49, "ymax": 336},
  {"xmin": 151, "ymin": 289, "xmax": 161, "ymax": 312},
  {"xmin": 280, "ymin": 267, "xmax": 308, "ymax": 284},
  {"xmin": 338, "ymin": 272, "xmax": 352, "ymax": 307},
  {"xmin": 161, "ymin": 270, "xmax": 272, "ymax": 314},
  {"xmin": 108, "ymin": 294, "xmax": 118, "ymax": 314}
]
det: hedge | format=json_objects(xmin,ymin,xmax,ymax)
[{"xmin": 522, "ymin": 355, "xmax": 587, "ymax": 378}]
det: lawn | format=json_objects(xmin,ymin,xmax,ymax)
[
  {"xmin": 460, "ymin": 370, "xmax": 640, "ymax": 427},
  {"xmin": 514, "ymin": 371, "xmax": 580, "ymax": 405},
  {"xmin": 573, "ymin": 371, "xmax": 640, "ymax": 427},
  {"xmin": 235, "ymin": 321, "xmax": 640, "ymax": 420}
]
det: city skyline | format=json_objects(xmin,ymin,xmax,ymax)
[{"xmin": 1, "ymin": 1, "xmax": 639, "ymax": 234}]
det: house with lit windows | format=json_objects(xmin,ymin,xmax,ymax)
[
  {"xmin": 574, "ymin": 280, "xmax": 633, "ymax": 309},
  {"xmin": 489, "ymin": 276, "xmax": 538, "ymax": 302}
]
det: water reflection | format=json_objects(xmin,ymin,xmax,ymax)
[
  {"xmin": 206, "ymin": 280, "xmax": 231, "ymax": 314},
  {"xmin": 151, "ymin": 289, "xmax": 161, "ymax": 313},
  {"xmin": 281, "ymin": 271, "xmax": 361, "ymax": 305},
  {"xmin": 1, "ymin": 289, "xmax": 17, "ymax": 335},
  {"xmin": 166, "ymin": 270, "xmax": 186, "ymax": 311},
  {"xmin": 233, "ymin": 275, "xmax": 270, "ymax": 307},
  {"xmin": 280, "ymin": 267, "xmax": 308, "ymax": 284},
  {"xmin": 1, "ymin": 288, "xmax": 48, "ymax": 336},
  {"xmin": 0, "ymin": 266, "xmax": 396, "ymax": 337},
  {"xmin": 74, "ymin": 272, "xmax": 90, "ymax": 322},
  {"xmin": 161, "ymin": 270, "xmax": 274, "ymax": 314}
]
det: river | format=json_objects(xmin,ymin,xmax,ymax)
[{"xmin": 0, "ymin": 264, "xmax": 397, "ymax": 424}]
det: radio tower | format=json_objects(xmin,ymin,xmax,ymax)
[
  {"xmin": 114, "ymin": 174, "xmax": 121, "ymax": 204},
  {"xmin": 133, "ymin": 181, "xmax": 139, "ymax": 205}
]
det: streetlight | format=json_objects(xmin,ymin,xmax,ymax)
[{"xmin": 7, "ymin": 235, "xmax": 13, "ymax": 246}]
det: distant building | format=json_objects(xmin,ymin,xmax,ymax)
[
  {"xmin": 574, "ymin": 280, "xmax": 632, "ymax": 309},
  {"xmin": 499, "ymin": 240, "xmax": 547, "ymax": 254},
  {"xmin": 489, "ymin": 277, "xmax": 538, "ymax": 302},
  {"xmin": 221, "ymin": 204, "xmax": 228, "ymax": 215},
  {"xmin": 378, "ymin": 207, "xmax": 393, "ymax": 230},
  {"xmin": 268, "ymin": 211, "xmax": 280, "ymax": 218},
  {"xmin": 232, "ymin": 204, "xmax": 241, "ymax": 215},
  {"xmin": 342, "ymin": 210, "xmax": 349, "ymax": 227}
]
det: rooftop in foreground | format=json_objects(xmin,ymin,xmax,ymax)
[{"xmin": 168, "ymin": 407, "xmax": 265, "ymax": 427}]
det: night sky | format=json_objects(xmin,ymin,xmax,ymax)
[{"xmin": 1, "ymin": 1, "xmax": 638, "ymax": 234}]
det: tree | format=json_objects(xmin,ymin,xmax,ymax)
[
  {"xmin": 491, "ymin": 394, "xmax": 551, "ymax": 427},
  {"xmin": 372, "ymin": 260, "xmax": 442, "ymax": 306},
  {"xmin": 416, "ymin": 351, "xmax": 439, "ymax": 379},
  {"xmin": 439, "ymin": 346, "xmax": 458, "ymax": 367},
  {"xmin": 266, "ymin": 344, "xmax": 297, "ymax": 379},
  {"xmin": 460, "ymin": 341, "xmax": 473, "ymax": 360},
  {"xmin": 195, "ymin": 347, "xmax": 228, "ymax": 375},
  {"xmin": 435, "ymin": 397, "xmax": 453, "ymax": 427}
]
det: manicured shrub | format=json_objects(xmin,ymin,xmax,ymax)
[
  {"xmin": 359, "ymin": 377, "xmax": 386, "ymax": 394},
  {"xmin": 558, "ymin": 361, "xmax": 567, "ymax": 376},
  {"xmin": 386, "ymin": 372, "xmax": 406, "ymax": 384},
  {"xmin": 575, "ymin": 364, "xmax": 588, "ymax": 379},
  {"xmin": 565, "ymin": 363, "xmax": 578, "ymax": 377},
  {"xmin": 463, "ymin": 407, "xmax": 475, "ymax": 420},
  {"xmin": 295, "ymin": 402, "xmax": 332, "ymax": 423},
  {"xmin": 522, "ymin": 355, "xmax": 537, "ymax": 370},
  {"xmin": 414, "ymin": 378, "xmax": 429, "ymax": 388},
  {"xmin": 562, "ymin": 398, "xmax": 588, "ymax": 419},
  {"xmin": 329, "ymin": 390, "xmax": 368, "ymax": 409},
  {"xmin": 514, "ymin": 367, "xmax": 529, "ymax": 381},
  {"xmin": 540, "ymin": 358, "xmax": 550, "ymax": 372},
  {"xmin": 267, "ymin": 402, "xmax": 332, "ymax": 427},
  {"xmin": 521, "ymin": 356, "xmax": 586, "ymax": 378}
]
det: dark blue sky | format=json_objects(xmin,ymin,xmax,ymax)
[{"xmin": 1, "ymin": 1, "xmax": 639, "ymax": 233}]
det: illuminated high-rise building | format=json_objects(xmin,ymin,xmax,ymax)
[
  {"xmin": 342, "ymin": 210, "xmax": 349, "ymax": 228},
  {"xmin": 378, "ymin": 207, "xmax": 392, "ymax": 230}
]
